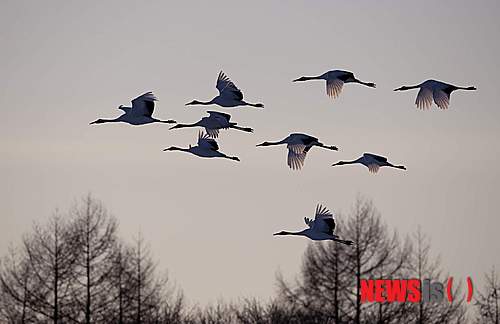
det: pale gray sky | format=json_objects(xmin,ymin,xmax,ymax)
[{"xmin": 1, "ymin": 0, "xmax": 500, "ymax": 305}]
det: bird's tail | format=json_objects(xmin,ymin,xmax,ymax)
[
  {"xmin": 230, "ymin": 124, "xmax": 254, "ymax": 133},
  {"xmin": 249, "ymin": 103, "xmax": 264, "ymax": 108},
  {"xmin": 335, "ymin": 238, "xmax": 354, "ymax": 246},
  {"xmin": 358, "ymin": 80, "xmax": 376, "ymax": 88}
]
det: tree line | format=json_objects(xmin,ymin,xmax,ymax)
[{"xmin": 0, "ymin": 196, "xmax": 498, "ymax": 323}]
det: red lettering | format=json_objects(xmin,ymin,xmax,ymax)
[
  {"xmin": 375, "ymin": 280, "xmax": 385, "ymax": 302},
  {"xmin": 360, "ymin": 279, "xmax": 375, "ymax": 302},
  {"xmin": 407, "ymin": 279, "xmax": 421, "ymax": 302},
  {"xmin": 385, "ymin": 280, "xmax": 407, "ymax": 302}
]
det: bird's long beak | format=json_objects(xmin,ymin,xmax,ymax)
[{"xmin": 272, "ymin": 232, "xmax": 280, "ymax": 236}]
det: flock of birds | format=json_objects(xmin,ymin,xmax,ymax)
[{"xmin": 90, "ymin": 69, "xmax": 476, "ymax": 245}]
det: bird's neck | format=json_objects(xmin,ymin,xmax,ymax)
[
  {"xmin": 343, "ymin": 159, "xmax": 361, "ymax": 165},
  {"xmin": 402, "ymin": 84, "xmax": 421, "ymax": 90},
  {"xmin": 283, "ymin": 230, "xmax": 306, "ymax": 236},
  {"xmin": 200, "ymin": 99, "xmax": 215, "ymax": 105},
  {"xmin": 91, "ymin": 118, "xmax": 121, "ymax": 124},
  {"xmin": 267, "ymin": 139, "xmax": 288, "ymax": 146},
  {"xmin": 305, "ymin": 75, "xmax": 322, "ymax": 81},
  {"xmin": 176, "ymin": 122, "xmax": 200, "ymax": 128},
  {"xmin": 170, "ymin": 146, "xmax": 190, "ymax": 152}
]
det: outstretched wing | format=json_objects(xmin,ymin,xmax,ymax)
[
  {"xmin": 216, "ymin": 71, "xmax": 244, "ymax": 101},
  {"xmin": 312, "ymin": 204, "xmax": 336, "ymax": 235},
  {"xmin": 433, "ymin": 89, "xmax": 450, "ymax": 109},
  {"xmin": 415, "ymin": 87, "xmax": 433, "ymax": 109},
  {"xmin": 207, "ymin": 110, "xmax": 231, "ymax": 123},
  {"xmin": 287, "ymin": 144, "xmax": 307, "ymax": 170},
  {"xmin": 326, "ymin": 78, "xmax": 344, "ymax": 99},
  {"xmin": 131, "ymin": 92, "xmax": 157, "ymax": 117},
  {"xmin": 197, "ymin": 131, "xmax": 219, "ymax": 151}
]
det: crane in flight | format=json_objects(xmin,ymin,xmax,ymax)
[
  {"xmin": 185, "ymin": 71, "xmax": 264, "ymax": 109},
  {"xmin": 274, "ymin": 204, "xmax": 353, "ymax": 245},
  {"xmin": 169, "ymin": 111, "xmax": 253, "ymax": 138},
  {"xmin": 164, "ymin": 131, "xmax": 240, "ymax": 161},
  {"xmin": 332, "ymin": 153, "xmax": 406, "ymax": 173},
  {"xmin": 257, "ymin": 133, "xmax": 338, "ymax": 170},
  {"xmin": 293, "ymin": 69, "xmax": 376, "ymax": 99},
  {"xmin": 394, "ymin": 79, "xmax": 476, "ymax": 110},
  {"xmin": 90, "ymin": 92, "xmax": 176, "ymax": 125}
]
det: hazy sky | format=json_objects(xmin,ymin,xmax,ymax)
[{"xmin": 2, "ymin": 0, "xmax": 500, "ymax": 305}]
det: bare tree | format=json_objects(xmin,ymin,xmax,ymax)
[
  {"xmin": 106, "ymin": 243, "xmax": 135, "ymax": 323},
  {"xmin": 0, "ymin": 246, "xmax": 38, "ymax": 323},
  {"xmin": 71, "ymin": 195, "xmax": 118, "ymax": 323},
  {"xmin": 22, "ymin": 215, "xmax": 79, "ymax": 323},
  {"xmin": 0, "ymin": 195, "xmax": 186, "ymax": 324},
  {"xmin": 128, "ymin": 232, "xmax": 169, "ymax": 323},
  {"xmin": 342, "ymin": 198, "xmax": 411, "ymax": 324},
  {"xmin": 277, "ymin": 239, "xmax": 352, "ymax": 323},
  {"xmin": 404, "ymin": 227, "xmax": 466, "ymax": 324},
  {"xmin": 475, "ymin": 267, "xmax": 500, "ymax": 324}
]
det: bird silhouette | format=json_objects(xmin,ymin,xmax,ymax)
[
  {"xmin": 257, "ymin": 133, "xmax": 338, "ymax": 170},
  {"xmin": 186, "ymin": 71, "xmax": 264, "ymax": 108},
  {"xmin": 394, "ymin": 79, "xmax": 476, "ymax": 110},
  {"xmin": 170, "ymin": 111, "xmax": 253, "ymax": 138},
  {"xmin": 293, "ymin": 70, "xmax": 375, "ymax": 99},
  {"xmin": 332, "ymin": 153, "xmax": 406, "ymax": 173},
  {"xmin": 164, "ymin": 131, "xmax": 240, "ymax": 161},
  {"xmin": 274, "ymin": 204, "xmax": 353, "ymax": 245},
  {"xmin": 90, "ymin": 92, "xmax": 175, "ymax": 125}
]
